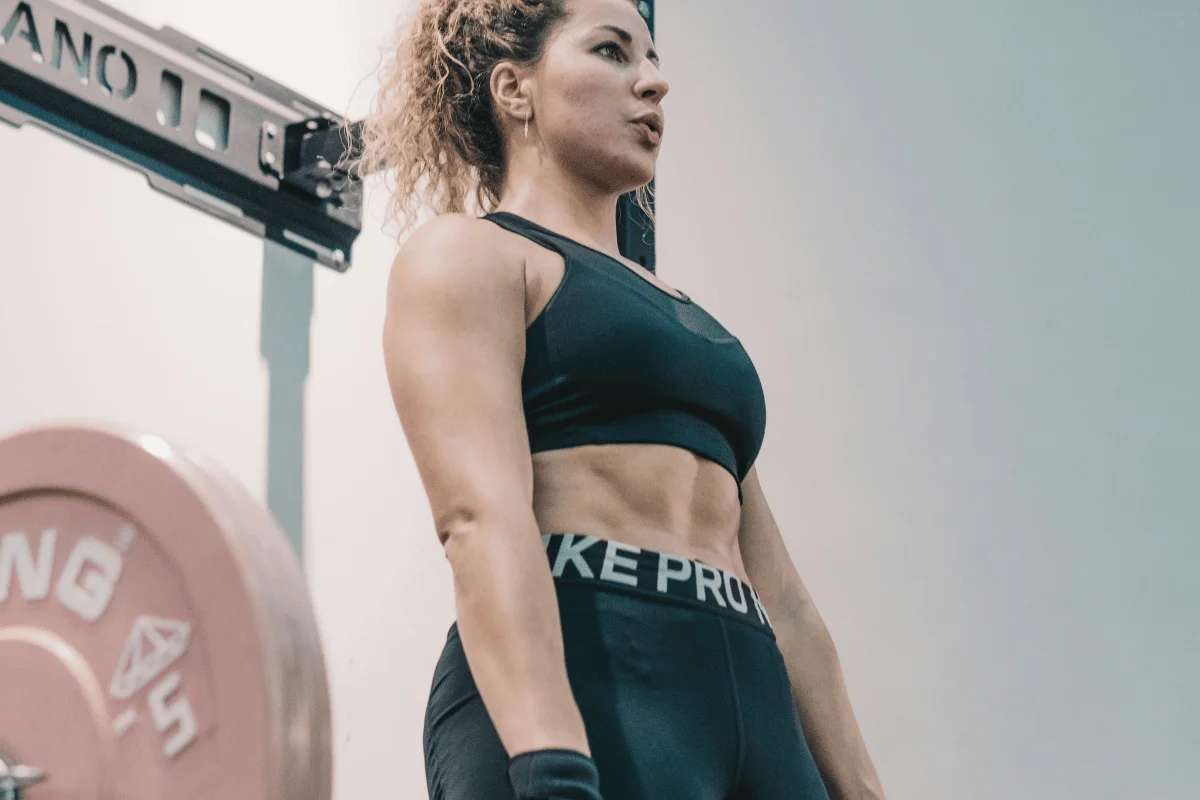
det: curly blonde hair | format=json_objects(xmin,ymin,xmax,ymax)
[{"xmin": 343, "ymin": 0, "xmax": 654, "ymax": 238}]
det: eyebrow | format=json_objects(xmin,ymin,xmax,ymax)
[{"xmin": 596, "ymin": 24, "xmax": 660, "ymax": 64}]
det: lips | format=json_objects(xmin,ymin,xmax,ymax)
[{"xmin": 632, "ymin": 118, "xmax": 662, "ymax": 145}]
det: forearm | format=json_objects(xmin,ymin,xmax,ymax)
[
  {"xmin": 444, "ymin": 512, "xmax": 591, "ymax": 758},
  {"xmin": 773, "ymin": 603, "xmax": 885, "ymax": 800}
]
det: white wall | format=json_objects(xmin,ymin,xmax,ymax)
[{"xmin": 1, "ymin": 1, "xmax": 1196, "ymax": 798}]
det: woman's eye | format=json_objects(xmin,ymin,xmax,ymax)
[{"xmin": 597, "ymin": 42, "xmax": 624, "ymax": 60}]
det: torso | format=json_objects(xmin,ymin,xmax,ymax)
[{"xmin": 507, "ymin": 228, "xmax": 751, "ymax": 585}]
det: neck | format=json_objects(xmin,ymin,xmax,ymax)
[{"xmin": 495, "ymin": 152, "xmax": 624, "ymax": 256}]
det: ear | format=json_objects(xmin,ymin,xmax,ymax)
[{"xmin": 489, "ymin": 60, "xmax": 534, "ymax": 126}]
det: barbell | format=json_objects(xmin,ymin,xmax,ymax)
[{"xmin": 0, "ymin": 424, "xmax": 332, "ymax": 799}]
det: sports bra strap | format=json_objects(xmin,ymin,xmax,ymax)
[{"xmin": 483, "ymin": 212, "xmax": 572, "ymax": 257}]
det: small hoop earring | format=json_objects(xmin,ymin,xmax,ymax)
[{"xmin": 525, "ymin": 113, "xmax": 530, "ymax": 139}]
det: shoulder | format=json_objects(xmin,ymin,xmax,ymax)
[
  {"xmin": 385, "ymin": 213, "xmax": 527, "ymax": 326},
  {"xmin": 400, "ymin": 212, "xmax": 509, "ymax": 251},
  {"xmin": 392, "ymin": 213, "xmax": 521, "ymax": 284}
]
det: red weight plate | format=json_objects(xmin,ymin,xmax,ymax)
[{"xmin": 0, "ymin": 425, "xmax": 332, "ymax": 800}]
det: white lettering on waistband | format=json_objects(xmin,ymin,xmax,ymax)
[
  {"xmin": 552, "ymin": 534, "xmax": 600, "ymax": 579},
  {"xmin": 541, "ymin": 534, "xmax": 552, "ymax": 550},
  {"xmin": 749, "ymin": 586, "xmax": 772, "ymax": 626},
  {"xmin": 723, "ymin": 571, "xmax": 749, "ymax": 614},
  {"xmin": 600, "ymin": 541, "xmax": 640, "ymax": 587},
  {"xmin": 656, "ymin": 553, "xmax": 692, "ymax": 592},
  {"xmin": 695, "ymin": 564, "xmax": 728, "ymax": 608}
]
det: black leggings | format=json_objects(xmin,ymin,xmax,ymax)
[{"xmin": 423, "ymin": 534, "xmax": 830, "ymax": 800}]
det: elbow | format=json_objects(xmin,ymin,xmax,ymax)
[
  {"xmin": 436, "ymin": 506, "xmax": 479, "ymax": 547},
  {"xmin": 437, "ymin": 514, "xmax": 483, "ymax": 573},
  {"xmin": 430, "ymin": 470, "xmax": 534, "ymax": 548},
  {"xmin": 434, "ymin": 499, "xmax": 534, "ymax": 559},
  {"xmin": 436, "ymin": 507, "xmax": 487, "ymax": 565}
]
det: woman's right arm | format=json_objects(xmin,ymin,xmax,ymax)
[{"xmin": 381, "ymin": 214, "xmax": 591, "ymax": 759}]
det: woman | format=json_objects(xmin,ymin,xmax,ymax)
[{"xmin": 353, "ymin": 0, "xmax": 885, "ymax": 797}]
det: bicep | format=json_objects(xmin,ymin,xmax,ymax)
[{"xmin": 382, "ymin": 217, "xmax": 534, "ymax": 538}]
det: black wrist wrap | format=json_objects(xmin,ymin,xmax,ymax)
[{"xmin": 507, "ymin": 748, "xmax": 603, "ymax": 800}]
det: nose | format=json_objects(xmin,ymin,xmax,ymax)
[{"xmin": 636, "ymin": 61, "xmax": 669, "ymax": 103}]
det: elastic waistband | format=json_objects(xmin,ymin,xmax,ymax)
[{"xmin": 541, "ymin": 533, "xmax": 774, "ymax": 636}]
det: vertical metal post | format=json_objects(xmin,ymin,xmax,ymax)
[
  {"xmin": 618, "ymin": 0, "xmax": 657, "ymax": 272},
  {"xmin": 260, "ymin": 239, "xmax": 314, "ymax": 558}
]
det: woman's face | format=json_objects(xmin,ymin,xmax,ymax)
[{"xmin": 530, "ymin": 0, "xmax": 668, "ymax": 193}]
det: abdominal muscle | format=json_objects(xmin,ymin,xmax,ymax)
[
  {"xmin": 531, "ymin": 445, "xmax": 751, "ymax": 585},
  {"xmin": 517, "ymin": 234, "xmax": 751, "ymax": 585}
]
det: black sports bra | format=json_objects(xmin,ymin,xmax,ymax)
[{"xmin": 484, "ymin": 212, "xmax": 767, "ymax": 505}]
